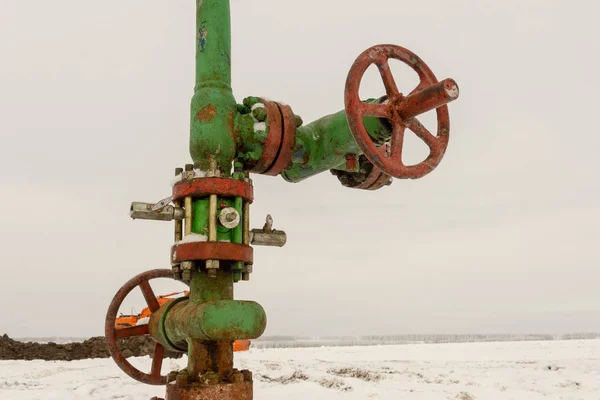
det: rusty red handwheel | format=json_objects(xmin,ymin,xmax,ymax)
[
  {"xmin": 105, "ymin": 269, "xmax": 180, "ymax": 386},
  {"xmin": 345, "ymin": 44, "xmax": 459, "ymax": 179}
]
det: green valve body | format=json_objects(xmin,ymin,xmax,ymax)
[{"xmin": 283, "ymin": 103, "xmax": 390, "ymax": 183}]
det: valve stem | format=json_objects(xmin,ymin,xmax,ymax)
[
  {"xmin": 181, "ymin": 165, "xmax": 195, "ymax": 282},
  {"xmin": 173, "ymin": 167, "xmax": 184, "ymax": 281},
  {"xmin": 184, "ymin": 197, "xmax": 193, "ymax": 236},
  {"xmin": 206, "ymin": 158, "xmax": 220, "ymax": 277},
  {"xmin": 174, "ymin": 168, "xmax": 184, "ymax": 242},
  {"xmin": 242, "ymin": 200, "xmax": 251, "ymax": 281}
]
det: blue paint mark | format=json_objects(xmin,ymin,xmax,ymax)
[{"xmin": 197, "ymin": 22, "xmax": 208, "ymax": 52}]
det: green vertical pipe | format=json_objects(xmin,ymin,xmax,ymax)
[
  {"xmin": 195, "ymin": 0, "xmax": 232, "ymax": 88},
  {"xmin": 190, "ymin": 0, "xmax": 237, "ymax": 173},
  {"xmin": 189, "ymin": 268, "xmax": 233, "ymax": 303}
]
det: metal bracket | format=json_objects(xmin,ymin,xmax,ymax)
[
  {"xmin": 130, "ymin": 202, "xmax": 184, "ymax": 222},
  {"xmin": 250, "ymin": 215, "xmax": 287, "ymax": 247},
  {"xmin": 152, "ymin": 196, "xmax": 174, "ymax": 212}
]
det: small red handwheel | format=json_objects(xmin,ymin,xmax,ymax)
[
  {"xmin": 105, "ymin": 269, "xmax": 178, "ymax": 385},
  {"xmin": 345, "ymin": 44, "xmax": 458, "ymax": 179}
]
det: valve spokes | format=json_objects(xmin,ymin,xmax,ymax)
[
  {"xmin": 115, "ymin": 324, "xmax": 150, "ymax": 339},
  {"xmin": 389, "ymin": 122, "xmax": 406, "ymax": 160},
  {"xmin": 140, "ymin": 280, "xmax": 161, "ymax": 313},
  {"xmin": 105, "ymin": 269, "xmax": 182, "ymax": 386},
  {"xmin": 377, "ymin": 59, "xmax": 400, "ymax": 98}
]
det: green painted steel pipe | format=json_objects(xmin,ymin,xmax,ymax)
[
  {"xmin": 195, "ymin": 0, "xmax": 232, "ymax": 88},
  {"xmin": 190, "ymin": 0, "xmax": 237, "ymax": 173},
  {"xmin": 149, "ymin": 299, "xmax": 267, "ymax": 351},
  {"xmin": 282, "ymin": 101, "xmax": 390, "ymax": 183},
  {"xmin": 189, "ymin": 262, "xmax": 233, "ymax": 303}
]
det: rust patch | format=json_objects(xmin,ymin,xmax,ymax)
[
  {"xmin": 196, "ymin": 104, "xmax": 218, "ymax": 123},
  {"xmin": 345, "ymin": 154, "xmax": 358, "ymax": 171},
  {"xmin": 251, "ymin": 99, "xmax": 283, "ymax": 174},
  {"xmin": 171, "ymin": 242, "xmax": 253, "ymax": 264},
  {"xmin": 263, "ymin": 102, "xmax": 297, "ymax": 177},
  {"xmin": 165, "ymin": 381, "xmax": 253, "ymax": 400},
  {"xmin": 173, "ymin": 177, "xmax": 254, "ymax": 203}
]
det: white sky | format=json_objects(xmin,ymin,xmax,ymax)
[{"xmin": 0, "ymin": 0, "xmax": 599, "ymax": 338}]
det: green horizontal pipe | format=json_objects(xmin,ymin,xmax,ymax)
[
  {"xmin": 150, "ymin": 299, "xmax": 267, "ymax": 351},
  {"xmin": 282, "ymin": 101, "xmax": 390, "ymax": 183}
]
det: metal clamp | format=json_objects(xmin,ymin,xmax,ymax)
[
  {"xmin": 130, "ymin": 202, "xmax": 184, "ymax": 222},
  {"xmin": 249, "ymin": 215, "xmax": 287, "ymax": 247}
]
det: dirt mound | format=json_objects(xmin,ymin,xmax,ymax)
[{"xmin": 0, "ymin": 334, "xmax": 182, "ymax": 361}]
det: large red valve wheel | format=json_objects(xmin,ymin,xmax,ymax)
[
  {"xmin": 105, "ymin": 269, "xmax": 181, "ymax": 386},
  {"xmin": 345, "ymin": 44, "xmax": 458, "ymax": 179}
]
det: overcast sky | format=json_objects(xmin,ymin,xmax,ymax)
[{"xmin": 1, "ymin": 0, "xmax": 599, "ymax": 339}]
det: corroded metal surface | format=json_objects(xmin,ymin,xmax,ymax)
[
  {"xmin": 250, "ymin": 99, "xmax": 283, "ymax": 174},
  {"xmin": 364, "ymin": 168, "xmax": 393, "ymax": 191},
  {"xmin": 345, "ymin": 154, "xmax": 359, "ymax": 171},
  {"xmin": 356, "ymin": 167, "xmax": 388, "ymax": 191},
  {"xmin": 172, "ymin": 242, "xmax": 253, "ymax": 264},
  {"xmin": 173, "ymin": 178, "xmax": 254, "ymax": 203},
  {"xmin": 331, "ymin": 145, "xmax": 392, "ymax": 191},
  {"xmin": 264, "ymin": 102, "xmax": 297, "ymax": 176},
  {"xmin": 105, "ymin": 269, "xmax": 173, "ymax": 386},
  {"xmin": 345, "ymin": 44, "xmax": 459, "ymax": 179},
  {"xmin": 186, "ymin": 339, "xmax": 234, "ymax": 377},
  {"xmin": 161, "ymin": 300, "xmax": 267, "ymax": 343},
  {"xmin": 398, "ymin": 79, "xmax": 459, "ymax": 121},
  {"xmin": 357, "ymin": 145, "xmax": 393, "ymax": 191},
  {"xmin": 165, "ymin": 381, "xmax": 253, "ymax": 400},
  {"xmin": 249, "ymin": 230, "xmax": 287, "ymax": 247}
]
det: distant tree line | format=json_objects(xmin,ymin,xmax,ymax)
[{"xmin": 252, "ymin": 333, "xmax": 600, "ymax": 349}]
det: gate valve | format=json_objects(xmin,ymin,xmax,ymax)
[{"xmin": 345, "ymin": 44, "xmax": 460, "ymax": 179}]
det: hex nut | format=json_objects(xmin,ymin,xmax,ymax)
[{"xmin": 218, "ymin": 207, "xmax": 241, "ymax": 229}]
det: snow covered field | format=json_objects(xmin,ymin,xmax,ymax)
[{"xmin": 0, "ymin": 339, "xmax": 598, "ymax": 400}]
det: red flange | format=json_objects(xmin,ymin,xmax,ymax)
[
  {"xmin": 264, "ymin": 102, "xmax": 297, "ymax": 176},
  {"xmin": 165, "ymin": 381, "xmax": 253, "ymax": 400},
  {"xmin": 250, "ymin": 99, "xmax": 283, "ymax": 174},
  {"xmin": 105, "ymin": 269, "xmax": 177, "ymax": 386},
  {"xmin": 356, "ymin": 167, "xmax": 392, "ymax": 191},
  {"xmin": 173, "ymin": 177, "xmax": 254, "ymax": 203},
  {"xmin": 172, "ymin": 242, "xmax": 254, "ymax": 264},
  {"xmin": 345, "ymin": 44, "xmax": 459, "ymax": 179},
  {"xmin": 356, "ymin": 145, "xmax": 392, "ymax": 191}
]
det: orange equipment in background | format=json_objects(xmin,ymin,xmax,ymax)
[{"xmin": 116, "ymin": 291, "xmax": 251, "ymax": 352}]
